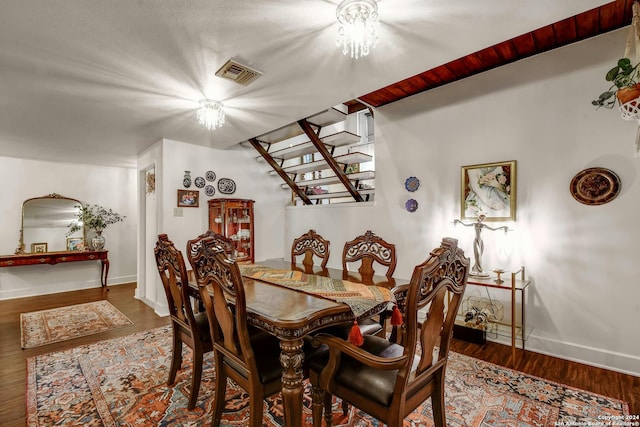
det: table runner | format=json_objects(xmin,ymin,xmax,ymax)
[{"xmin": 239, "ymin": 264, "xmax": 395, "ymax": 318}]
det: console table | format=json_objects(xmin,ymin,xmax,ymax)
[
  {"xmin": 0, "ymin": 250, "xmax": 109, "ymax": 288},
  {"xmin": 460, "ymin": 266, "xmax": 530, "ymax": 361}
]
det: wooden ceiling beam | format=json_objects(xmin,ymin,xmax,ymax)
[{"xmin": 360, "ymin": 0, "xmax": 634, "ymax": 109}]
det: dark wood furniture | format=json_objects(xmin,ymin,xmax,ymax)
[
  {"xmin": 308, "ymin": 237, "xmax": 470, "ymax": 427},
  {"xmin": 342, "ymin": 230, "xmax": 397, "ymax": 284},
  {"xmin": 189, "ymin": 230, "xmax": 234, "ymax": 257},
  {"xmin": 0, "ymin": 250, "xmax": 110, "ymax": 288},
  {"xmin": 208, "ymin": 198, "xmax": 255, "ymax": 263},
  {"xmin": 187, "ymin": 258, "xmax": 407, "ymax": 427},
  {"xmin": 187, "ymin": 238, "xmax": 326, "ymax": 427},
  {"xmin": 290, "ymin": 229, "xmax": 330, "ymax": 274},
  {"xmin": 337, "ymin": 230, "xmax": 398, "ymax": 340},
  {"xmin": 154, "ymin": 234, "xmax": 212, "ymax": 410}
]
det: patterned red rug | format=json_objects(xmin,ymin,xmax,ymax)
[
  {"xmin": 26, "ymin": 326, "xmax": 629, "ymax": 426},
  {"xmin": 20, "ymin": 300, "xmax": 133, "ymax": 349}
]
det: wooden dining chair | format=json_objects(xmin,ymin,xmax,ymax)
[
  {"xmin": 336, "ymin": 230, "xmax": 398, "ymax": 338},
  {"xmin": 291, "ymin": 229, "xmax": 330, "ymax": 274},
  {"xmin": 154, "ymin": 233, "xmax": 213, "ymax": 410},
  {"xmin": 188, "ymin": 230, "xmax": 234, "ymax": 259},
  {"xmin": 342, "ymin": 230, "xmax": 397, "ymax": 284},
  {"xmin": 309, "ymin": 237, "xmax": 470, "ymax": 427},
  {"xmin": 187, "ymin": 236, "xmax": 325, "ymax": 427}
]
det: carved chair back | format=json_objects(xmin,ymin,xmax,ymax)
[
  {"xmin": 187, "ymin": 236, "xmax": 285, "ymax": 426},
  {"xmin": 342, "ymin": 230, "xmax": 397, "ymax": 283},
  {"xmin": 310, "ymin": 237, "xmax": 469, "ymax": 427},
  {"xmin": 154, "ymin": 233, "xmax": 200, "ymax": 337},
  {"xmin": 190, "ymin": 230, "xmax": 234, "ymax": 257},
  {"xmin": 291, "ymin": 229, "xmax": 330, "ymax": 273},
  {"xmin": 187, "ymin": 237, "xmax": 253, "ymax": 368},
  {"xmin": 154, "ymin": 233, "xmax": 212, "ymax": 409}
]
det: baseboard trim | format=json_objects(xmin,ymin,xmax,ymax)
[
  {"xmin": 0, "ymin": 274, "xmax": 136, "ymax": 300},
  {"xmin": 488, "ymin": 333, "xmax": 640, "ymax": 377}
]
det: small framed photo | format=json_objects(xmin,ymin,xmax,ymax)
[
  {"xmin": 177, "ymin": 189, "xmax": 199, "ymax": 207},
  {"xmin": 31, "ymin": 242, "xmax": 48, "ymax": 253},
  {"xmin": 67, "ymin": 237, "xmax": 85, "ymax": 251},
  {"xmin": 461, "ymin": 160, "xmax": 516, "ymax": 221}
]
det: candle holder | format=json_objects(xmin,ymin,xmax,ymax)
[{"xmin": 493, "ymin": 268, "xmax": 505, "ymax": 284}]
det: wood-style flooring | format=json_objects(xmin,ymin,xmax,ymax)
[{"xmin": 0, "ymin": 283, "xmax": 637, "ymax": 426}]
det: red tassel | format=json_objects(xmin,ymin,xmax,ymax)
[
  {"xmin": 348, "ymin": 320, "xmax": 364, "ymax": 346},
  {"xmin": 391, "ymin": 305, "xmax": 403, "ymax": 326}
]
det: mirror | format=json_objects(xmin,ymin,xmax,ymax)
[{"xmin": 15, "ymin": 193, "xmax": 84, "ymax": 254}]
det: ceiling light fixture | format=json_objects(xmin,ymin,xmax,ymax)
[
  {"xmin": 197, "ymin": 99, "xmax": 225, "ymax": 131},
  {"xmin": 336, "ymin": 0, "xmax": 379, "ymax": 59}
]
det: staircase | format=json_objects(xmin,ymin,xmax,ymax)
[{"xmin": 247, "ymin": 102, "xmax": 375, "ymax": 205}]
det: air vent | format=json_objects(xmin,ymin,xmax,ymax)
[{"xmin": 215, "ymin": 60, "xmax": 263, "ymax": 86}]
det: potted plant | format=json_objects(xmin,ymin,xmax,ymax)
[
  {"xmin": 67, "ymin": 204, "xmax": 125, "ymax": 250},
  {"xmin": 592, "ymin": 58, "xmax": 640, "ymax": 109}
]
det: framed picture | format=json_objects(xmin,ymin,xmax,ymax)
[
  {"xmin": 345, "ymin": 163, "xmax": 360, "ymax": 174},
  {"xmin": 31, "ymin": 242, "xmax": 48, "ymax": 253},
  {"xmin": 177, "ymin": 189, "xmax": 199, "ymax": 207},
  {"xmin": 461, "ymin": 160, "xmax": 516, "ymax": 221},
  {"xmin": 67, "ymin": 237, "xmax": 85, "ymax": 251}
]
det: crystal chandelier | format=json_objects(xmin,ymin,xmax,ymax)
[
  {"xmin": 197, "ymin": 99, "xmax": 225, "ymax": 130},
  {"xmin": 336, "ymin": 0, "xmax": 379, "ymax": 59}
]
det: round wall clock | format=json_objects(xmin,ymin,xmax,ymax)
[{"xmin": 570, "ymin": 167, "xmax": 621, "ymax": 206}]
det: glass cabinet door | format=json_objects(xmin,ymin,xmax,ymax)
[{"xmin": 208, "ymin": 198, "xmax": 254, "ymax": 263}]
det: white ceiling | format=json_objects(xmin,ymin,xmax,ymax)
[{"xmin": 0, "ymin": 0, "xmax": 608, "ymax": 168}]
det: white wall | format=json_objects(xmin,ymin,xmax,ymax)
[
  {"xmin": 285, "ymin": 28, "xmax": 640, "ymax": 375},
  {"xmin": 0, "ymin": 156, "xmax": 137, "ymax": 299},
  {"xmin": 136, "ymin": 138, "xmax": 288, "ymax": 315}
]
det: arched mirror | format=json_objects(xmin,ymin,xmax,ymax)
[{"xmin": 15, "ymin": 194, "xmax": 84, "ymax": 254}]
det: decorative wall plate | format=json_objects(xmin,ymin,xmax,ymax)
[
  {"xmin": 405, "ymin": 176, "xmax": 420, "ymax": 192},
  {"xmin": 182, "ymin": 171, "xmax": 192, "ymax": 188},
  {"xmin": 405, "ymin": 198, "xmax": 418, "ymax": 212},
  {"xmin": 218, "ymin": 178, "xmax": 236, "ymax": 194},
  {"xmin": 205, "ymin": 170, "xmax": 216, "ymax": 182},
  {"xmin": 205, "ymin": 185, "xmax": 215, "ymax": 196},
  {"xmin": 570, "ymin": 167, "xmax": 621, "ymax": 206},
  {"xmin": 194, "ymin": 176, "xmax": 205, "ymax": 188}
]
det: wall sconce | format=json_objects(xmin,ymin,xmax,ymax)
[{"xmin": 453, "ymin": 214, "xmax": 510, "ymax": 278}]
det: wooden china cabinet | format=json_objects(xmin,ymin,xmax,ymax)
[{"xmin": 208, "ymin": 198, "xmax": 255, "ymax": 263}]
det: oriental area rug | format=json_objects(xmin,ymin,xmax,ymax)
[
  {"xmin": 26, "ymin": 326, "xmax": 629, "ymax": 427},
  {"xmin": 20, "ymin": 300, "xmax": 133, "ymax": 349}
]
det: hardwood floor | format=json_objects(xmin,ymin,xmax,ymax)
[
  {"xmin": 0, "ymin": 283, "xmax": 169, "ymax": 427},
  {"xmin": 1, "ymin": 284, "xmax": 637, "ymax": 426}
]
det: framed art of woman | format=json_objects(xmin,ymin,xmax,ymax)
[{"xmin": 461, "ymin": 160, "xmax": 516, "ymax": 221}]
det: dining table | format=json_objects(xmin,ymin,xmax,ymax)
[{"xmin": 190, "ymin": 258, "xmax": 408, "ymax": 427}]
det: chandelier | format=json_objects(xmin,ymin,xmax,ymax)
[
  {"xmin": 336, "ymin": 0, "xmax": 379, "ymax": 59},
  {"xmin": 197, "ymin": 99, "xmax": 225, "ymax": 130}
]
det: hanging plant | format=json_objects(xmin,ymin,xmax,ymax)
[
  {"xmin": 591, "ymin": 1, "xmax": 640, "ymax": 156},
  {"xmin": 591, "ymin": 58, "xmax": 640, "ymax": 109}
]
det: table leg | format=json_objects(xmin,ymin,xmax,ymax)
[
  {"xmin": 100, "ymin": 259, "xmax": 110, "ymax": 289},
  {"xmin": 511, "ymin": 280, "xmax": 516, "ymax": 362},
  {"xmin": 279, "ymin": 338, "xmax": 305, "ymax": 427}
]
